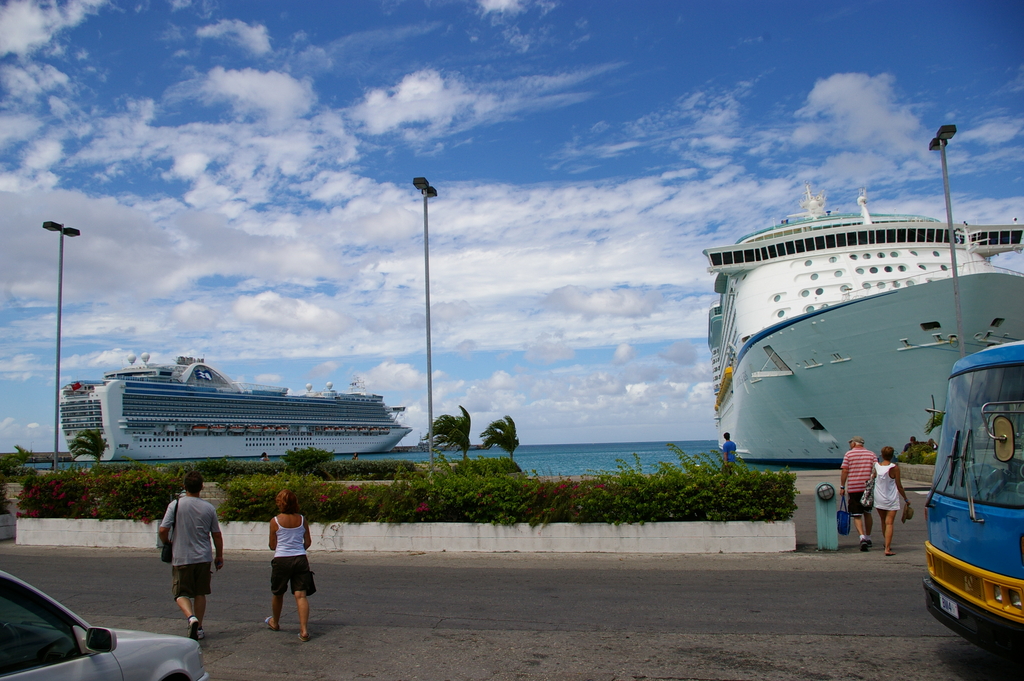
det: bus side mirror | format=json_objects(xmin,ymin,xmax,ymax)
[{"xmin": 993, "ymin": 416, "xmax": 1015, "ymax": 463}]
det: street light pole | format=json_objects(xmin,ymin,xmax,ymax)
[
  {"xmin": 412, "ymin": 178, "xmax": 438, "ymax": 471},
  {"xmin": 42, "ymin": 221, "xmax": 81, "ymax": 470},
  {"xmin": 929, "ymin": 125, "xmax": 965, "ymax": 358}
]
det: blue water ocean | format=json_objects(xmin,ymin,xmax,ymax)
[{"xmin": 358, "ymin": 440, "xmax": 721, "ymax": 477}]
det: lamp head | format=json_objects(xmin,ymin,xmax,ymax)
[
  {"xmin": 936, "ymin": 124, "xmax": 956, "ymax": 140},
  {"xmin": 63, "ymin": 227, "xmax": 81, "ymax": 237},
  {"xmin": 929, "ymin": 138, "xmax": 942, "ymax": 151},
  {"xmin": 425, "ymin": 185, "xmax": 437, "ymax": 198},
  {"xmin": 42, "ymin": 221, "xmax": 63, "ymax": 232},
  {"xmin": 413, "ymin": 177, "xmax": 430, "ymax": 191}
]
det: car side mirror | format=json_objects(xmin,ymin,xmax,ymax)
[{"xmin": 85, "ymin": 627, "xmax": 117, "ymax": 653}]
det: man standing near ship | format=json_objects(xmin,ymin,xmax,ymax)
[
  {"xmin": 159, "ymin": 471, "xmax": 224, "ymax": 640},
  {"xmin": 839, "ymin": 436, "xmax": 878, "ymax": 551},
  {"xmin": 721, "ymin": 433, "xmax": 737, "ymax": 467}
]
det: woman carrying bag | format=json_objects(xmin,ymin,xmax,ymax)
[{"xmin": 871, "ymin": 446, "xmax": 910, "ymax": 556}]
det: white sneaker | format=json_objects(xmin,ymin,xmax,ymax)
[
  {"xmin": 187, "ymin": 616, "xmax": 199, "ymax": 640},
  {"xmin": 197, "ymin": 627, "xmax": 205, "ymax": 640}
]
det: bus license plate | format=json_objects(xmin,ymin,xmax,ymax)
[{"xmin": 940, "ymin": 593, "xmax": 960, "ymax": 619}]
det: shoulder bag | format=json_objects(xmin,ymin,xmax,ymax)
[
  {"xmin": 160, "ymin": 498, "xmax": 179, "ymax": 563},
  {"xmin": 861, "ymin": 474, "xmax": 876, "ymax": 511}
]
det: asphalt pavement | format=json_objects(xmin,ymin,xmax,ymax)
[{"xmin": 1, "ymin": 480, "xmax": 1020, "ymax": 680}]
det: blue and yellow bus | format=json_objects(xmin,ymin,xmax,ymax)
[{"xmin": 924, "ymin": 340, "xmax": 1024, "ymax": 662}]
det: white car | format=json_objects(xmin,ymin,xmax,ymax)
[{"xmin": 0, "ymin": 570, "xmax": 208, "ymax": 680}]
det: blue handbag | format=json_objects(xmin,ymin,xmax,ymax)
[{"xmin": 837, "ymin": 495, "xmax": 851, "ymax": 536}]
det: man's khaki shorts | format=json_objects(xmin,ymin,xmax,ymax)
[{"xmin": 172, "ymin": 562, "xmax": 212, "ymax": 599}]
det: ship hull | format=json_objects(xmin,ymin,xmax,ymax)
[
  {"xmin": 717, "ymin": 272, "xmax": 1024, "ymax": 465},
  {"xmin": 110, "ymin": 429, "xmax": 411, "ymax": 461}
]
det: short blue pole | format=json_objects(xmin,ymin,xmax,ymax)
[{"xmin": 815, "ymin": 482, "xmax": 838, "ymax": 551}]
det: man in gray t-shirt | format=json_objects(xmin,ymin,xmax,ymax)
[{"xmin": 159, "ymin": 471, "xmax": 223, "ymax": 641}]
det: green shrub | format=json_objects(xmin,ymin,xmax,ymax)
[
  {"xmin": 898, "ymin": 443, "xmax": 937, "ymax": 465},
  {"xmin": 218, "ymin": 446, "xmax": 797, "ymax": 525},
  {"xmin": 0, "ymin": 474, "xmax": 6, "ymax": 515},
  {"xmin": 0, "ymin": 447, "xmax": 35, "ymax": 478},
  {"xmin": 445, "ymin": 455, "xmax": 522, "ymax": 477},
  {"xmin": 316, "ymin": 459, "xmax": 419, "ymax": 481},
  {"xmin": 282, "ymin": 447, "xmax": 334, "ymax": 475}
]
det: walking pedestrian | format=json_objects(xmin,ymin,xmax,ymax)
[
  {"xmin": 872, "ymin": 446, "xmax": 909, "ymax": 556},
  {"xmin": 839, "ymin": 436, "xmax": 878, "ymax": 551},
  {"xmin": 265, "ymin": 489, "xmax": 315, "ymax": 642},
  {"xmin": 158, "ymin": 471, "xmax": 224, "ymax": 640}
]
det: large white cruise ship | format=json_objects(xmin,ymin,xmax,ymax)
[
  {"xmin": 59, "ymin": 355, "xmax": 412, "ymax": 461},
  {"xmin": 705, "ymin": 186, "xmax": 1024, "ymax": 465}
]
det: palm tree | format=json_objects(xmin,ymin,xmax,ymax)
[
  {"xmin": 432, "ymin": 406, "xmax": 472, "ymax": 460},
  {"xmin": 69, "ymin": 429, "xmax": 108, "ymax": 463},
  {"xmin": 480, "ymin": 415, "xmax": 519, "ymax": 462}
]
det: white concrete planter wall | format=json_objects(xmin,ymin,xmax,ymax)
[
  {"xmin": 0, "ymin": 514, "xmax": 15, "ymax": 541},
  {"xmin": 15, "ymin": 518, "xmax": 794, "ymax": 553}
]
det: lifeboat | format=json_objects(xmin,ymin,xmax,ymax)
[
  {"xmin": 263, "ymin": 426, "xmax": 276, "ymax": 433},
  {"xmin": 210, "ymin": 425, "xmax": 227, "ymax": 433},
  {"xmin": 192, "ymin": 425, "xmax": 209, "ymax": 432},
  {"xmin": 229, "ymin": 425, "xmax": 245, "ymax": 434},
  {"xmin": 276, "ymin": 426, "xmax": 290, "ymax": 433}
]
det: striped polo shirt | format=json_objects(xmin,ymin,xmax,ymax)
[{"xmin": 841, "ymin": 447, "xmax": 878, "ymax": 492}]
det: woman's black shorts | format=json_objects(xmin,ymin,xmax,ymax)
[{"xmin": 270, "ymin": 555, "xmax": 316, "ymax": 596}]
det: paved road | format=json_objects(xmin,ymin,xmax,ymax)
[{"xmin": 1, "ymin": 490, "xmax": 1020, "ymax": 680}]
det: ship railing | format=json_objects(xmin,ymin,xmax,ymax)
[{"xmin": 235, "ymin": 383, "xmax": 289, "ymax": 395}]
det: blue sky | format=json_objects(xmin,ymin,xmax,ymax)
[{"xmin": 1, "ymin": 0, "xmax": 1022, "ymax": 452}]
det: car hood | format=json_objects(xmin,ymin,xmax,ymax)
[{"xmin": 108, "ymin": 628, "xmax": 205, "ymax": 679}]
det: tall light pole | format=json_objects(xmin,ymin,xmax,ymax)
[
  {"xmin": 412, "ymin": 177, "xmax": 437, "ymax": 471},
  {"xmin": 42, "ymin": 220, "xmax": 81, "ymax": 470},
  {"xmin": 929, "ymin": 125, "xmax": 965, "ymax": 358}
]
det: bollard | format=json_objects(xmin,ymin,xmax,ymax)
[{"xmin": 815, "ymin": 482, "xmax": 838, "ymax": 551}]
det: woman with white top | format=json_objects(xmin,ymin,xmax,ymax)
[
  {"xmin": 872, "ymin": 446, "xmax": 909, "ymax": 556},
  {"xmin": 265, "ymin": 489, "xmax": 315, "ymax": 641}
]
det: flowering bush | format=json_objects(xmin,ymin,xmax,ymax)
[{"xmin": 17, "ymin": 468, "xmax": 180, "ymax": 522}]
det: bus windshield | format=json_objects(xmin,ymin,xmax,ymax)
[{"xmin": 933, "ymin": 363, "xmax": 1024, "ymax": 508}]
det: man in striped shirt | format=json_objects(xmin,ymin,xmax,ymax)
[{"xmin": 840, "ymin": 436, "xmax": 879, "ymax": 551}]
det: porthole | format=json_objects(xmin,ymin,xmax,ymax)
[
  {"xmin": 910, "ymin": 250, "xmax": 918, "ymax": 256},
  {"xmin": 862, "ymin": 282, "xmax": 871, "ymax": 289},
  {"xmin": 835, "ymin": 270, "xmax": 843, "ymax": 277},
  {"xmin": 850, "ymin": 254, "xmax": 859, "ymax": 260},
  {"xmin": 863, "ymin": 253, "xmax": 871, "ymax": 259},
  {"xmin": 893, "ymin": 281, "xmax": 901, "ymax": 288},
  {"xmin": 890, "ymin": 252, "xmax": 899, "ymax": 257},
  {"xmin": 829, "ymin": 256, "xmax": 838, "ymax": 263},
  {"xmin": 840, "ymin": 284, "xmax": 852, "ymax": 292},
  {"xmin": 773, "ymin": 294, "xmax": 782, "ymax": 302},
  {"xmin": 907, "ymin": 280, "xmax": 915, "ymax": 286},
  {"xmin": 877, "ymin": 282, "xmax": 886, "ymax": 289},
  {"xmin": 940, "ymin": 264, "xmax": 948, "ymax": 271},
  {"xmin": 898, "ymin": 265, "xmax": 907, "ymax": 272},
  {"xmin": 811, "ymin": 273, "xmax": 819, "ymax": 281},
  {"xmin": 820, "ymin": 303, "xmax": 828, "ymax": 308},
  {"xmin": 815, "ymin": 288, "xmax": 824, "ymax": 295},
  {"xmin": 777, "ymin": 310, "xmax": 785, "ymax": 318},
  {"xmin": 801, "ymin": 290, "xmax": 810, "ymax": 297},
  {"xmin": 856, "ymin": 267, "xmax": 865, "ymax": 274},
  {"xmin": 805, "ymin": 305, "xmax": 815, "ymax": 313},
  {"xmin": 884, "ymin": 266, "xmax": 893, "ymax": 273},
  {"xmin": 918, "ymin": 264, "xmax": 927, "ymax": 270},
  {"xmin": 805, "ymin": 260, "xmax": 813, "ymax": 266},
  {"xmin": 878, "ymin": 252, "xmax": 886, "ymax": 258},
  {"xmin": 870, "ymin": 267, "xmax": 878, "ymax": 274},
  {"xmin": 933, "ymin": 251, "xmax": 940, "ymax": 257}
]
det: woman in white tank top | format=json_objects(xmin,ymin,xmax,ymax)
[
  {"xmin": 872, "ymin": 446, "xmax": 909, "ymax": 556},
  {"xmin": 266, "ymin": 489, "xmax": 314, "ymax": 641}
]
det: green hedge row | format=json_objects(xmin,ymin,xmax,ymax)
[
  {"xmin": 86, "ymin": 457, "xmax": 420, "ymax": 482},
  {"xmin": 218, "ymin": 449, "xmax": 796, "ymax": 525},
  {"xmin": 17, "ymin": 468, "xmax": 181, "ymax": 522}
]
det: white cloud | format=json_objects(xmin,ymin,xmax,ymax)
[
  {"xmin": 0, "ymin": 62, "xmax": 70, "ymax": 99},
  {"xmin": 172, "ymin": 301, "xmax": 218, "ymax": 331},
  {"xmin": 201, "ymin": 67, "xmax": 314, "ymax": 121},
  {"xmin": 543, "ymin": 285, "xmax": 662, "ymax": 319},
  {"xmin": 0, "ymin": 0, "xmax": 106, "ymax": 57},
  {"xmin": 196, "ymin": 19, "xmax": 272, "ymax": 56},
  {"xmin": 792, "ymin": 73, "xmax": 922, "ymax": 155},
  {"xmin": 957, "ymin": 118, "xmax": 1023, "ymax": 146},
  {"xmin": 524, "ymin": 334, "xmax": 574, "ymax": 365},
  {"xmin": 254, "ymin": 373, "xmax": 283, "ymax": 385},
  {"xmin": 232, "ymin": 292, "xmax": 350, "ymax": 337},
  {"xmin": 23, "ymin": 137, "xmax": 62, "ymax": 169},
  {"xmin": 478, "ymin": 0, "xmax": 527, "ymax": 15},
  {"xmin": 612, "ymin": 343, "xmax": 635, "ymax": 365},
  {"xmin": 660, "ymin": 342, "xmax": 697, "ymax": 366},
  {"xmin": 306, "ymin": 361, "xmax": 340, "ymax": 380},
  {"xmin": 363, "ymin": 359, "xmax": 424, "ymax": 391}
]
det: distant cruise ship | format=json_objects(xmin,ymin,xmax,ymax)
[
  {"xmin": 705, "ymin": 186, "xmax": 1024, "ymax": 465},
  {"xmin": 60, "ymin": 354, "xmax": 412, "ymax": 461}
]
